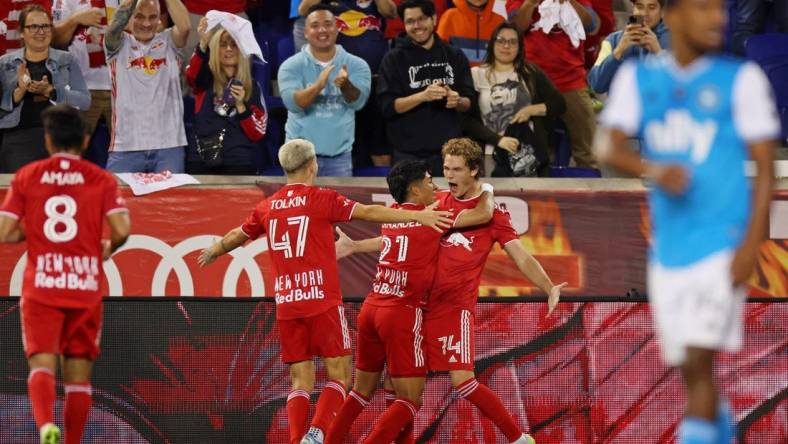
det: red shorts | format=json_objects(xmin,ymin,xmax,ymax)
[
  {"xmin": 355, "ymin": 303, "xmax": 426, "ymax": 378},
  {"xmin": 20, "ymin": 297, "xmax": 103, "ymax": 360},
  {"xmin": 424, "ymin": 309, "xmax": 475, "ymax": 371},
  {"xmin": 277, "ymin": 305, "xmax": 352, "ymax": 364}
]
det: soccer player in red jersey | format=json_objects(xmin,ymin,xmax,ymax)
[
  {"xmin": 197, "ymin": 139, "xmax": 453, "ymax": 444},
  {"xmin": 0, "ymin": 105, "xmax": 131, "ymax": 444},
  {"xmin": 340, "ymin": 138, "xmax": 566, "ymax": 443},
  {"xmin": 324, "ymin": 159, "xmax": 496, "ymax": 444}
]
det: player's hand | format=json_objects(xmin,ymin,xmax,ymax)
[
  {"xmin": 72, "ymin": 7, "xmax": 104, "ymax": 27},
  {"xmin": 334, "ymin": 226, "xmax": 356, "ymax": 259},
  {"xmin": 420, "ymin": 83, "xmax": 447, "ymax": 103},
  {"xmin": 333, "ymin": 64, "xmax": 349, "ymax": 89},
  {"xmin": 445, "ymin": 87, "xmax": 460, "ymax": 109},
  {"xmin": 647, "ymin": 164, "xmax": 689, "ymax": 195},
  {"xmin": 417, "ymin": 202, "xmax": 454, "ymax": 232},
  {"xmin": 730, "ymin": 242, "xmax": 758, "ymax": 287},
  {"xmin": 101, "ymin": 239, "xmax": 112, "ymax": 260},
  {"xmin": 639, "ymin": 27, "xmax": 662, "ymax": 54},
  {"xmin": 198, "ymin": 246, "xmax": 218, "ymax": 267},
  {"xmin": 316, "ymin": 64, "xmax": 335, "ymax": 91},
  {"xmin": 547, "ymin": 282, "xmax": 567, "ymax": 316}
]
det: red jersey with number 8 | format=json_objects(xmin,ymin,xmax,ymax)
[
  {"xmin": 241, "ymin": 184, "xmax": 358, "ymax": 320},
  {"xmin": 0, "ymin": 154, "xmax": 127, "ymax": 308},
  {"xmin": 365, "ymin": 202, "xmax": 450, "ymax": 309}
]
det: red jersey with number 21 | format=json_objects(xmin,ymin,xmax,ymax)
[
  {"xmin": 0, "ymin": 154, "xmax": 127, "ymax": 308},
  {"xmin": 427, "ymin": 190, "xmax": 519, "ymax": 318},
  {"xmin": 241, "ymin": 184, "xmax": 358, "ymax": 320}
]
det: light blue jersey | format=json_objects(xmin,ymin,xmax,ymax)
[{"xmin": 601, "ymin": 53, "xmax": 779, "ymax": 267}]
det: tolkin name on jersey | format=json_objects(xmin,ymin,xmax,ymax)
[
  {"xmin": 40, "ymin": 171, "xmax": 85, "ymax": 186},
  {"xmin": 372, "ymin": 267, "xmax": 408, "ymax": 298},
  {"xmin": 270, "ymin": 195, "xmax": 307, "ymax": 210}
]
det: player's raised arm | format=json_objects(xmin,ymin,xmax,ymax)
[
  {"xmin": 350, "ymin": 203, "xmax": 453, "ymax": 232},
  {"xmin": 453, "ymin": 183, "xmax": 495, "ymax": 228},
  {"xmin": 503, "ymin": 241, "xmax": 567, "ymax": 316}
]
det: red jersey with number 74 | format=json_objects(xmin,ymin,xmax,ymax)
[
  {"xmin": 241, "ymin": 184, "xmax": 359, "ymax": 320},
  {"xmin": 0, "ymin": 153, "xmax": 128, "ymax": 308}
]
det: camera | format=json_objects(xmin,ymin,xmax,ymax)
[
  {"xmin": 628, "ymin": 15, "xmax": 645, "ymax": 26},
  {"xmin": 222, "ymin": 78, "xmax": 243, "ymax": 107}
]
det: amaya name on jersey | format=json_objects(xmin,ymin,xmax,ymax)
[{"xmin": 40, "ymin": 170, "xmax": 85, "ymax": 186}]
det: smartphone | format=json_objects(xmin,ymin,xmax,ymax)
[
  {"xmin": 222, "ymin": 79, "xmax": 242, "ymax": 106},
  {"xmin": 628, "ymin": 15, "xmax": 644, "ymax": 26}
]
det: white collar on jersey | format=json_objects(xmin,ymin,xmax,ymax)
[
  {"xmin": 51, "ymin": 153, "xmax": 81, "ymax": 160},
  {"xmin": 663, "ymin": 51, "xmax": 713, "ymax": 81}
]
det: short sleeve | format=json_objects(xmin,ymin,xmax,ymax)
[
  {"xmin": 732, "ymin": 62, "xmax": 781, "ymax": 143},
  {"xmin": 102, "ymin": 176, "xmax": 128, "ymax": 216},
  {"xmin": 0, "ymin": 172, "xmax": 26, "ymax": 220},
  {"xmin": 599, "ymin": 61, "xmax": 642, "ymax": 136},
  {"xmin": 492, "ymin": 207, "xmax": 519, "ymax": 246},
  {"xmin": 240, "ymin": 205, "xmax": 267, "ymax": 240},
  {"xmin": 325, "ymin": 189, "xmax": 358, "ymax": 223}
]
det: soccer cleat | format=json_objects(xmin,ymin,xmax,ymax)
[
  {"xmin": 299, "ymin": 426, "xmax": 324, "ymax": 444},
  {"xmin": 40, "ymin": 423, "xmax": 60, "ymax": 444},
  {"xmin": 511, "ymin": 433, "xmax": 536, "ymax": 444}
]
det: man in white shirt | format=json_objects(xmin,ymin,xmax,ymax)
[{"xmin": 103, "ymin": 0, "xmax": 190, "ymax": 173}]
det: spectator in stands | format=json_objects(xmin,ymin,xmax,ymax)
[
  {"xmin": 0, "ymin": 5, "xmax": 90, "ymax": 173},
  {"xmin": 52, "ymin": 0, "xmax": 114, "ymax": 146},
  {"xmin": 588, "ymin": 0, "xmax": 669, "ymax": 94},
  {"xmin": 584, "ymin": 0, "xmax": 615, "ymax": 69},
  {"xmin": 299, "ymin": 0, "xmax": 397, "ymax": 168},
  {"xmin": 511, "ymin": 0, "xmax": 601, "ymax": 169},
  {"xmin": 384, "ymin": 0, "xmax": 449, "ymax": 41},
  {"xmin": 732, "ymin": 0, "xmax": 788, "ymax": 55},
  {"xmin": 0, "ymin": 0, "xmax": 51, "ymax": 55},
  {"xmin": 291, "ymin": 0, "xmax": 307, "ymax": 51},
  {"xmin": 181, "ymin": 0, "xmax": 247, "ymax": 66},
  {"xmin": 436, "ymin": 0, "xmax": 505, "ymax": 66},
  {"xmin": 378, "ymin": 0, "xmax": 476, "ymax": 176},
  {"xmin": 185, "ymin": 16, "xmax": 267, "ymax": 175},
  {"xmin": 104, "ymin": 0, "xmax": 190, "ymax": 173},
  {"xmin": 465, "ymin": 22, "xmax": 565, "ymax": 177},
  {"xmin": 278, "ymin": 4, "xmax": 371, "ymax": 177}
]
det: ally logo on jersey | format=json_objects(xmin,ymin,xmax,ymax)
[{"xmin": 644, "ymin": 109, "xmax": 718, "ymax": 165}]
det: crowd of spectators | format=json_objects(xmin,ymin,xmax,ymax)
[{"xmin": 0, "ymin": 0, "xmax": 783, "ymax": 176}]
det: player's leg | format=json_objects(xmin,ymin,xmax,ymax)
[
  {"xmin": 325, "ymin": 303, "xmax": 385, "ymax": 444},
  {"xmin": 363, "ymin": 377, "xmax": 425, "ymax": 444},
  {"xmin": 678, "ymin": 347, "xmax": 720, "ymax": 444},
  {"xmin": 280, "ymin": 317, "xmax": 315, "ymax": 444},
  {"xmin": 60, "ymin": 301, "xmax": 102, "ymax": 444},
  {"xmin": 302, "ymin": 306, "xmax": 353, "ymax": 443},
  {"xmin": 21, "ymin": 299, "xmax": 65, "ymax": 443},
  {"xmin": 383, "ymin": 375, "xmax": 414, "ymax": 444}
]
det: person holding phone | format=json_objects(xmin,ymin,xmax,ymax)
[
  {"xmin": 588, "ymin": 0, "xmax": 671, "ymax": 94},
  {"xmin": 184, "ymin": 16, "xmax": 267, "ymax": 175}
]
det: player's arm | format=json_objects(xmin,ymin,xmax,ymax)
[
  {"xmin": 105, "ymin": 0, "xmax": 137, "ymax": 58},
  {"xmin": 0, "ymin": 215, "xmax": 24, "ymax": 243},
  {"xmin": 350, "ymin": 203, "xmax": 453, "ymax": 232},
  {"xmin": 334, "ymin": 227, "xmax": 382, "ymax": 259},
  {"xmin": 453, "ymin": 184, "xmax": 495, "ymax": 228},
  {"xmin": 103, "ymin": 212, "xmax": 131, "ymax": 259},
  {"xmin": 503, "ymin": 240, "xmax": 567, "ymax": 315},
  {"xmin": 198, "ymin": 228, "xmax": 250, "ymax": 266}
]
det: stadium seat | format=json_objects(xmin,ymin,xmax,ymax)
[
  {"xmin": 549, "ymin": 166, "xmax": 602, "ymax": 178},
  {"xmin": 276, "ymin": 35, "xmax": 296, "ymax": 73},
  {"xmin": 353, "ymin": 166, "xmax": 392, "ymax": 177},
  {"xmin": 745, "ymin": 33, "xmax": 788, "ymax": 138},
  {"xmin": 85, "ymin": 121, "xmax": 110, "ymax": 168}
]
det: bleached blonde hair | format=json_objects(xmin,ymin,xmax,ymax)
[{"xmin": 278, "ymin": 139, "xmax": 316, "ymax": 173}]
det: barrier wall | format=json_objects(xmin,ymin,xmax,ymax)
[
  {"xmin": 1, "ymin": 182, "xmax": 786, "ymax": 298},
  {"xmin": 0, "ymin": 299, "xmax": 785, "ymax": 444}
]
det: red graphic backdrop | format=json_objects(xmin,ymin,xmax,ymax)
[{"xmin": 1, "ymin": 185, "xmax": 786, "ymax": 298}]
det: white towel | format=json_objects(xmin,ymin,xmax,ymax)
[
  {"xmin": 532, "ymin": 0, "xmax": 586, "ymax": 48},
  {"xmin": 205, "ymin": 10, "xmax": 265, "ymax": 61}
]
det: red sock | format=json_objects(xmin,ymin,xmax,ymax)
[
  {"xmin": 324, "ymin": 390, "xmax": 369, "ymax": 444},
  {"xmin": 311, "ymin": 380, "xmax": 346, "ymax": 434},
  {"xmin": 286, "ymin": 390, "xmax": 310, "ymax": 444},
  {"xmin": 28, "ymin": 368, "xmax": 56, "ymax": 429},
  {"xmin": 456, "ymin": 378, "xmax": 521, "ymax": 442},
  {"xmin": 385, "ymin": 389, "xmax": 415, "ymax": 444},
  {"xmin": 64, "ymin": 383, "xmax": 92, "ymax": 444},
  {"xmin": 364, "ymin": 398, "xmax": 418, "ymax": 444}
]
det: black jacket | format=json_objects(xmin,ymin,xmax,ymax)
[{"xmin": 377, "ymin": 34, "xmax": 476, "ymax": 157}]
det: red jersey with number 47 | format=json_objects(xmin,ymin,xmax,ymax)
[
  {"xmin": 0, "ymin": 153, "xmax": 127, "ymax": 308},
  {"xmin": 426, "ymin": 190, "xmax": 519, "ymax": 318},
  {"xmin": 241, "ymin": 184, "xmax": 358, "ymax": 320},
  {"xmin": 365, "ymin": 202, "xmax": 454, "ymax": 309}
]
